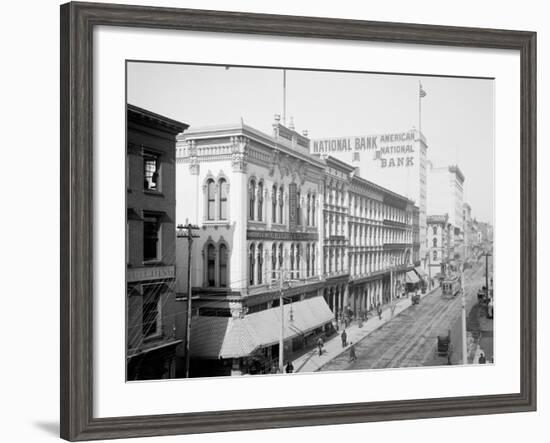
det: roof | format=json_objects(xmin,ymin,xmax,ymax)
[
  {"xmin": 190, "ymin": 296, "xmax": 334, "ymax": 359},
  {"xmin": 127, "ymin": 104, "xmax": 189, "ymax": 134},
  {"xmin": 178, "ymin": 121, "xmax": 325, "ymax": 170}
]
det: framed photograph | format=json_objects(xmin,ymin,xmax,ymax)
[{"xmin": 60, "ymin": 1, "xmax": 536, "ymax": 441}]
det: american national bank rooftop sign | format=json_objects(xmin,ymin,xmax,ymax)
[{"xmin": 311, "ymin": 130, "xmax": 417, "ymax": 168}]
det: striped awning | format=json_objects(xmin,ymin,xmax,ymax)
[
  {"xmin": 406, "ymin": 270, "xmax": 420, "ymax": 284},
  {"xmin": 189, "ymin": 296, "xmax": 334, "ymax": 359}
]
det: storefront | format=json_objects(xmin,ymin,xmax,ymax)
[{"xmin": 188, "ymin": 296, "xmax": 335, "ymax": 376}]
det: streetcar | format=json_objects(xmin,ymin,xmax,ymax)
[{"xmin": 441, "ymin": 274, "xmax": 462, "ymax": 299}]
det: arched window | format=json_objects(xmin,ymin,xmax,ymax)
[
  {"xmin": 272, "ymin": 184, "xmax": 277, "ymax": 223},
  {"xmin": 219, "ymin": 179, "xmax": 228, "ymax": 220},
  {"xmin": 296, "ymin": 244, "xmax": 301, "ymax": 278},
  {"xmin": 272, "ymin": 243, "xmax": 277, "ymax": 279},
  {"xmin": 257, "ymin": 243, "xmax": 263, "ymax": 284},
  {"xmin": 249, "ymin": 180, "xmax": 256, "ymax": 221},
  {"xmin": 433, "ymin": 225, "xmax": 438, "ymax": 236},
  {"xmin": 278, "ymin": 186, "xmax": 284, "ymax": 223},
  {"xmin": 257, "ymin": 181, "xmax": 263, "ymax": 222},
  {"xmin": 306, "ymin": 194, "xmax": 311, "ymax": 226},
  {"xmin": 207, "ymin": 179, "xmax": 215, "ymax": 220},
  {"xmin": 311, "ymin": 194, "xmax": 316, "ymax": 226},
  {"xmin": 296, "ymin": 191, "xmax": 301, "ymax": 225},
  {"xmin": 278, "ymin": 243, "xmax": 283, "ymax": 269},
  {"xmin": 249, "ymin": 244, "xmax": 255, "ymax": 286},
  {"xmin": 433, "ymin": 238, "xmax": 438, "ymax": 248},
  {"xmin": 206, "ymin": 244, "xmax": 216, "ymax": 287},
  {"xmin": 306, "ymin": 244, "xmax": 310, "ymax": 276},
  {"xmin": 311, "ymin": 244, "xmax": 316, "ymax": 276},
  {"xmin": 219, "ymin": 244, "xmax": 228, "ymax": 287},
  {"xmin": 290, "ymin": 244, "xmax": 295, "ymax": 272}
]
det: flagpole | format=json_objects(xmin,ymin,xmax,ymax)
[
  {"xmin": 419, "ymin": 80, "xmax": 422, "ymax": 136},
  {"xmin": 283, "ymin": 70, "xmax": 287, "ymax": 126}
]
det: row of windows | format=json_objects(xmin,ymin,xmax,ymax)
[
  {"xmin": 248, "ymin": 180, "xmax": 318, "ymax": 227},
  {"xmin": 323, "ymin": 248, "xmax": 409, "ymax": 275},
  {"xmin": 349, "ymin": 195, "xmax": 410, "ymax": 224},
  {"xmin": 349, "ymin": 251, "xmax": 409, "ymax": 276},
  {"xmin": 348, "ymin": 223, "xmax": 412, "ymax": 246},
  {"xmin": 248, "ymin": 242, "xmax": 318, "ymax": 286},
  {"xmin": 324, "ymin": 185, "xmax": 346, "ymax": 207}
]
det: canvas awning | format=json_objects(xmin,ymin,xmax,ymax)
[
  {"xmin": 414, "ymin": 266, "xmax": 427, "ymax": 278},
  {"xmin": 189, "ymin": 296, "xmax": 334, "ymax": 359},
  {"xmin": 406, "ymin": 270, "xmax": 420, "ymax": 284}
]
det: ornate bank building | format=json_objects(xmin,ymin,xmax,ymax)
[{"xmin": 175, "ymin": 117, "xmax": 419, "ymax": 377}]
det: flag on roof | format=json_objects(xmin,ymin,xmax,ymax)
[{"xmin": 420, "ymin": 83, "xmax": 427, "ymax": 98}]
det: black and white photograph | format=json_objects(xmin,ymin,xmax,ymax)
[{"xmin": 126, "ymin": 62, "xmax": 494, "ymax": 380}]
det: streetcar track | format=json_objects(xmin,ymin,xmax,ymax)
[{"xmin": 321, "ymin": 266, "xmax": 486, "ymax": 371}]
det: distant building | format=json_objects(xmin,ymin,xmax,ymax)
[
  {"xmin": 426, "ymin": 214, "xmax": 451, "ymax": 283},
  {"xmin": 310, "ymin": 128, "xmax": 428, "ymax": 271},
  {"xmin": 126, "ymin": 104, "xmax": 189, "ymax": 380},
  {"xmin": 462, "ymin": 202, "xmax": 473, "ymax": 260},
  {"xmin": 427, "ymin": 163, "xmax": 465, "ymax": 259}
]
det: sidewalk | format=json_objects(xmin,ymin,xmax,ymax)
[{"xmin": 294, "ymin": 287, "xmax": 439, "ymax": 373}]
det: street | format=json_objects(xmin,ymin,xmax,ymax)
[{"xmin": 320, "ymin": 262, "xmax": 488, "ymax": 371}]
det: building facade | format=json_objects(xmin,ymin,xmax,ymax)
[
  {"xmin": 126, "ymin": 105, "xmax": 189, "ymax": 380},
  {"xmin": 175, "ymin": 118, "xmax": 418, "ymax": 377},
  {"xmin": 175, "ymin": 118, "xmax": 332, "ymax": 376},
  {"xmin": 311, "ymin": 129, "xmax": 428, "ymax": 271},
  {"xmin": 427, "ymin": 163, "xmax": 465, "ymax": 259},
  {"xmin": 321, "ymin": 157, "xmax": 417, "ymax": 319},
  {"xmin": 462, "ymin": 202, "xmax": 473, "ymax": 260},
  {"xmin": 426, "ymin": 214, "xmax": 451, "ymax": 284}
]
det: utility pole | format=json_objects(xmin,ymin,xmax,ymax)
[
  {"xmin": 177, "ymin": 221, "xmax": 199, "ymax": 378},
  {"xmin": 461, "ymin": 283, "xmax": 467, "ymax": 365},
  {"xmin": 279, "ymin": 269, "xmax": 285, "ymax": 373},
  {"xmin": 485, "ymin": 252, "xmax": 490, "ymax": 293}
]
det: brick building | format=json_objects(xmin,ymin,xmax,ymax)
[{"xmin": 126, "ymin": 104, "xmax": 188, "ymax": 380}]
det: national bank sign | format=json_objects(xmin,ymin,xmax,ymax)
[{"xmin": 312, "ymin": 131, "xmax": 416, "ymax": 168}]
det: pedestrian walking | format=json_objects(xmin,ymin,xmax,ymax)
[
  {"xmin": 349, "ymin": 342, "xmax": 357, "ymax": 362},
  {"xmin": 285, "ymin": 361, "xmax": 294, "ymax": 373},
  {"xmin": 341, "ymin": 329, "xmax": 347, "ymax": 348},
  {"xmin": 317, "ymin": 337, "xmax": 324, "ymax": 356},
  {"xmin": 377, "ymin": 305, "xmax": 382, "ymax": 320}
]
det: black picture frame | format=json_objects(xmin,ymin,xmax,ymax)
[{"xmin": 60, "ymin": 2, "xmax": 537, "ymax": 441}]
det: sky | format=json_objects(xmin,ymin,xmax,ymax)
[{"xmin": 127, "ymin": 62, "xmax": 494, "ymax": 224}]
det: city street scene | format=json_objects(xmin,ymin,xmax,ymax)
[{"xmin": 125, "ymin": 62, "xmax": 494, "ymax": 380}]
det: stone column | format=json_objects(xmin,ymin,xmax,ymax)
[{"xmin": 343, "ymin": 285, "xmax": 349, "ymax": 310}]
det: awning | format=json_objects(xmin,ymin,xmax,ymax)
[
  {"xmin": 406, "ymin": 270, "xmax": 420, "ymax": 284},
  {"xmin": 414, "ymin": 266, "xmax": 427, "ymax": 277},
  {"xmin": 189, "ymin": 296, "xmax": 334, "ymax": 359}
]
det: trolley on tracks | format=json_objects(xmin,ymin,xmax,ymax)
[{"xmin": 441, "ymin": 273, "xmax": 462, "ymax": 299}]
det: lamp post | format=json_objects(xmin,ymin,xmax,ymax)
[{"xmin": 177, "ymin": 221, "xmax": 199, "ymax": 378}]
